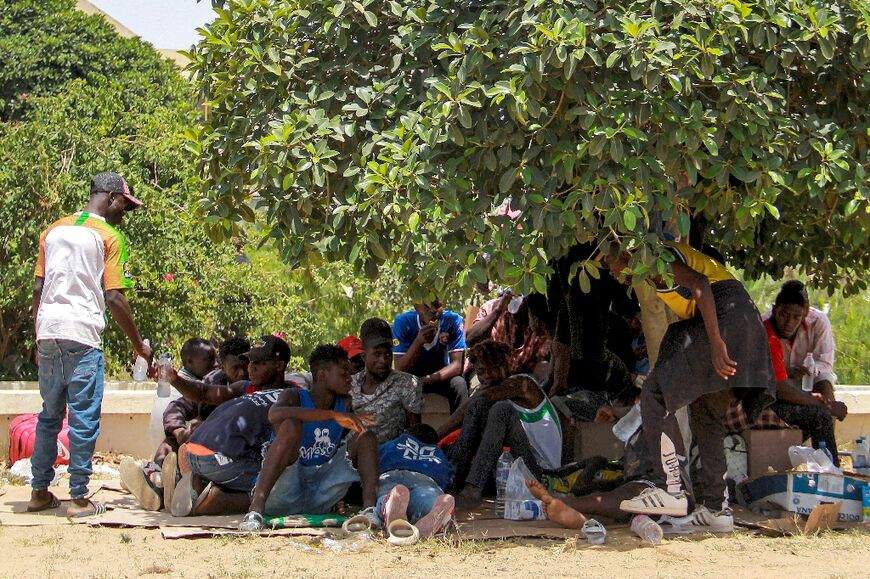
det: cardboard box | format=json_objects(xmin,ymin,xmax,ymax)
[
  {"xmin": 743, "ymin": 429, "xmax": 805, "ymax": 479},
  {"xmin": 739, "ymin": 472, "xmax": 869, "ymax": 522},
  {"xmin": 574, "ymin": 422, "xmax": 624, "ymax": 461}
]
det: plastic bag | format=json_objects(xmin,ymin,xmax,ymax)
[{"xmin": 503, "ymin": 458, "xmax": 546, "ymax": 520}]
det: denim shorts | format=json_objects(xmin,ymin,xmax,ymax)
[
  {"xmin": 187, "ymin": 451, "xmax": 262, "ymax": 495},
  {"xmin": 264, "ymin": 444, "xmax": 359, "ymax": 516}
]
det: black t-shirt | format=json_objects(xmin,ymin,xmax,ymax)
[{"xmin": 190, "ymin": 389, "xmax": 283, "ymax": 461}]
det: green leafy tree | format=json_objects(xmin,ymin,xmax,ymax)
[{"xmin": 189, "ymin": 0, "xmax": 869, "ymax": 299}]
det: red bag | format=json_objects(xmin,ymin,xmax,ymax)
[{"xmin": 8, "ymin": 413, "xmax": 70, "ymax": 465}]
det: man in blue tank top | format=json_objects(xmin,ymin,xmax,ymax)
[{"xmin": 239, "ymin": 344, "xmax": 379, "ymax": 531}]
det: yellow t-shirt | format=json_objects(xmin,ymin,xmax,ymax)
[{"xmin": 656, "ymin": 242, "xmax": 734, "ymax": 319}]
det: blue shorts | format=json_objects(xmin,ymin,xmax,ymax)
[
  {"xmin": 263, "ymin": 444, "xmax": 360, "ymax": 516},
  {"xmin": 187, "ymin": 452, "xmax": 261, "ymax": 495}
]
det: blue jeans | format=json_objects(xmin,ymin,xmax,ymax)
[
  {"xmin": 31, "ymin": 339, "xmax": 104, "ymax": 499},
  {"xmin": 374, "ymin": 470, "xmax": 444, "ymax": 525},
  {"xmin": 187, "ymin": 452, "xmax": 262, "ymax": 494},
  {"xmin": 264, "ymin": 444, "xmax": 359, "ymax": 516}
]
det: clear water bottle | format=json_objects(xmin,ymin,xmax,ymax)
[
  {"xmin": 495, "ymin": 450, "xmax": 513, "ymax": 518},
  {"xmin": 156, "ymin": 352, "xmax": 172, "ymax": 396},
  {"xmin": 630, "ymin": 514, "xmax": 663, "ymax": 545},
  {"xmin": 853, "ymin": 437, "xmax": 868, "ymax": 470},
  {"xmin": 612, "ymin": 404, "xmax": 642, "ymax": 442},
  {"xmin": 132, "ymin": 338, "xmax": 150, "ymax": 381},
  {"xmin": 801, "ymin": 353, "xmax": 815, "ymax": 392}
]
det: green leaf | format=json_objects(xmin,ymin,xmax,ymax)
[{"xmin": 499, "ymin": 168, "xmax": 516, "ymax": 194}]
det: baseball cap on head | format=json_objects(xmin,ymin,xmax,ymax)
[
  {"xmin": 337, "ymin": 336, "xmax": 364, "ymax": 359},
  {"xmin": 90, "ymin": 171, "xmax": 143, "ymax": 209},
  {"xmin": 246, "ymin": 335, "xmax": 292, "ymax": 363},
  {"xmin": 359, "ymin": 317, "xmax": 393, "ymax": 349}
]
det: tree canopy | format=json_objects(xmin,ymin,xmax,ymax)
[{"xmin": 189, "ymin": 0, "xmax": 869, "ymax": 297}]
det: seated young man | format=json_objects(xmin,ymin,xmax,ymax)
[
  {"xmin": 393, "ymin": 300, "xmax": 468, "ymax": 412},
  {"xmin": 351, "ymin": 317, "xmax": 423, "ymax": 443},
  {"xmin": 726, "ymin": 281, "xmax": 845, "ymax": 464},
  {"xmin": 376, "ymin": 424, "xmax": 455, "ymax": 537},
  {"xmin": 204, "ymin": 336, "xmax": 252, "ymax": 386},
  {"xmin": 166, "ymin": 336, "xmax": 296, "ymax": 516},
  {"xmin": 447, "ymin": 340, "xmax": 562, "ymax": 508},
  {"xmin": 466, "ymin": 291, "xmax": 551, "ymax": 380},
  {"xmin": 120, "ymin": 337, "xmax": 218, "ymax": 511},
  {"xmin": 238, "ymin": 344, "xmax": 379, "ymax": 531}
]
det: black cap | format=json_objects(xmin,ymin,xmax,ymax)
[
  {"xmin": 90, "ymin": 172, "xmax": 143, "ymax": 208},
  {"xmin": 360, "ymin": 317, "xmax": 393, "ymax": 349},
  {"xmin": 246, "ymin": 335, "xmax": 292, "ymax": 363}
]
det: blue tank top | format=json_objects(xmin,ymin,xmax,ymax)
[{"xmin": 298, "ymin": 389, "xmax": 347, "ymax": 466}]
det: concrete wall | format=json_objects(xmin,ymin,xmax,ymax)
[{"xmin": 1, "ymin": 383, "xmax": 868, "ymax": 461}]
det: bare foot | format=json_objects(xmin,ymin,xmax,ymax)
[
  {"xmin": 27, "ymin": 489, "xmax": 60, "ymax": 512},
  {"xmin": 525, "ymin": 479, "xmax": 587, "ymax": 530}
]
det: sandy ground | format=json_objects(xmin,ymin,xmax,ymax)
[{"xmin": 2, "ymin": 521, "xmax": 869, "ymax": 578}]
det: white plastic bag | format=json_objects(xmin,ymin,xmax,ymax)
[{"xmin": 503, "ymin": 458, "xmax": 546, "ymax": 520}]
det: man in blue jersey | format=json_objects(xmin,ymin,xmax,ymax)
[
  {"xmin": 375, "ymin": 424, "xmax": 455, "ymax": 537},
  {"xmin": 393, "ymin": 300, "xmax": 468, "ymax": 412},
  {"xmin": 239, "ymin": 344, "xmax": 378, "ymax": 531}
]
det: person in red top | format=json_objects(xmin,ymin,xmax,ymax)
[{"xmin": 726, "ymin": 283, "xmax": 844, "ymax": 465}]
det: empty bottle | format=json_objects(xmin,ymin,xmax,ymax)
[
  {"xmin": 132, "ymin": 339, "xmax": 150, "ymax": 381},
  {"xmin": 495, "ymin": 450, "xmax": 513, "ymax": 518},
  {"xmin": 631, "ymin": 514, "xmax": 663, "ymax": 545},
  {"xmin": 801, "ymin": 353, "xmax": 815, "ymax": 392},
  {"xmin": 852, "ymin": 437, "xmax": 868, "ymax": 471}
]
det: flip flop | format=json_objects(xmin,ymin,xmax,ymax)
[
  {"xmin": 120, "ymin": 458, "xmax": 162, "ymax": 512},
  {"xmin": 161, "ymin": 452, "xmax": 178, "ymax": 512},
  {"xmin": 386, "ymin": 519, "xmax": 420, "ymax": 546},
  {"xmin": 26, "ymin": 491, "xmax": 61, "ymax": 512},
  {"xmin": 341, "ymin": 514, "xmax": 372, "ymax": 534},
  {"xmin": 66, "ymin": 499, "xmax": 107, "ymax": 519},
  {"xmin": 190, "ymin": 482, "xmax": 216, "ymax": 515},
  {"xmin": 414, "ymin": 494, "xmax": 455, "ymax": 538},
  {"xmin": 170, "ymin": 472, "xmax": 198, "ymax": 517}
]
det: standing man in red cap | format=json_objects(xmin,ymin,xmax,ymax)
[{"xmin": 27, "ymin": 172, "xmax": 152, "ymax": 518}]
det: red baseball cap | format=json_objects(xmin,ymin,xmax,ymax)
[
  {"xmin": 337, "ymin": 336, "xmax": 364, "ymax": 359},
  {"xmin": 90, "ymin": 172, "xmax": 143, "ymax": 209}
]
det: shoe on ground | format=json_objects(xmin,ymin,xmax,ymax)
[
  {"xmin": 619, "ymin": 487, "xmax": 689, "ymax": 516},
  {"xmin": 659, "ymin": 506, "xmax": 734, "ymax": 534},
  {"xmin": 119, "ymin": 458, "xmax": 162, "ymax": 512}
]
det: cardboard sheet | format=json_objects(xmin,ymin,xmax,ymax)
[{"xmin": 161, "ymin": 526, "xmax": 328, "ymax": 540}]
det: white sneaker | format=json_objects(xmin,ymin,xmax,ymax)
[
  {"xmin": 620, "ymin": 487, "xmax": 689, "ymax": 516},
  {"xmin": 660, "ymin": 506, "xmax": 734, "ymax": 534}
]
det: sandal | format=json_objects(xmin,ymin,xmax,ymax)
[
  {"xmin": 239, "ymin": 511, "xmax": 266, "ymax": 532},
  {"xmin": 161, "ymin": 452, "xmax": 178, "ymax": 512},
  {"xmin": 27, "ymin": 491, "xmax": 61, "ymax": 512},
  {"xmin": 341, "ymin": 514, "xmax": 372, "ymax": 534},
  {"xmin": 66, "ymin": 499, "xmax": 107, "ymax": 519},
  {"xmin": 386, "ymin": 519, "xmax": 420, "ymax": 546}
]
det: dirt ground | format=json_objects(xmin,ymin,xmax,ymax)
[{"xmin": 2, "ymin": 521, "xmax": 869, "ymax": 578}]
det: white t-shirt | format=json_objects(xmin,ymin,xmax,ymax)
[
  {"xmin": 511, "ymin": 393, "xmax": 563, "ymax": 471},
  {"xmin": 35, "ymin": 212, "xmax": 133, "ymax": 348}
]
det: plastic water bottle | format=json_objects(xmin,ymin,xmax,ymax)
[
  {"xmin": 157, "ymin": 353, "xmax": 172, "ymax": 396},
  {"xmin": 801, "ymin": 353, "xmax": 815, "ymax": 392},
  {"xmin": 612, "ymin": 404, "xmax": 642, "ymax": 442},
  {"xmin": 132, "ymin": 339, "xmax": 150, "ymax": 381},
  {"xmin": 495, "ymin": 451, "xmax": 513, "ymax": 518},
  {"xmin": 853, "ymin": 437, "xmax": 868, "ymax": 470},
  {"xmin": 149, "ymin": 353, "xmax": 177, "ymax": 451},
  {"xmin": 631, "ymin": 515, "xmax": 663, "ymax": 545}
]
